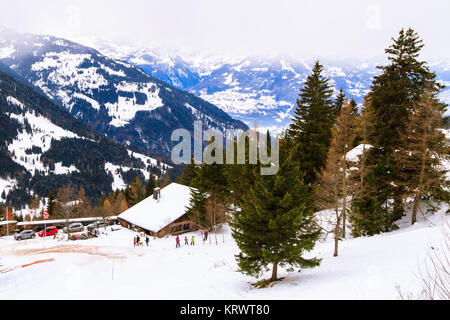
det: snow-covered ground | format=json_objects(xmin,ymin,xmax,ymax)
[{"xmin": 0, "ymin": 203, "xmax": 447, "ymax": 300}]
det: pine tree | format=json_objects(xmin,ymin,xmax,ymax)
[
  {"xmin": 47, "ymin": 190, "xmax": 55, "ymax": 217},
  {"xmin": 74, "ymin": 186, "xmax": 90, "ymax": 218},
  {"xmin": 156, "ymin": 169, "xmax": 162, "ymax": 188},
  {"xmin": 29, "ymin": 194, "xmax": 40, "ymax": 219},
  {"xmin": 288, "ymin": 60, "xmax": 335, "ymax": 185},
  {"xmin": 177, "ymin": 156, "xmax": 198, "ymax": 186},
  {"xmin": 186, "ymin": 187, "xmax": 209, "ymax": 229},
  {"xmin": 333, "ymin": 88, "xmax": 346, "ymax": 119},
  {"xmin": 349, "ymin": 98, "xmax": 358, "ymax": 115},
  {"xmin": 101, "ymin": 198, "xmax": 112, "ymax": 224},
  {"xmin": 230, "ymin": 136, "xmax": 321, "ymax": 282},
  {"xmin": 161, "ymin": 173, "xmax": 172, "ymax": 188},
  {"xmin": 128, "ymin": 177, "xmax": 145, "ymax": 206},
  {"xmin": 55, "ymin": 185, "xmax": 76, "ymax": 237},
  {"xmin": 191, "ymin": 162, "xmax": 229, "ymax": 245},
  {"xmin": 145, "ymin": 175, "xmax": 155, "ymax": 198},
  {"xmin": 355, "ymin": 28, "xmax": 442, "ymax": 233}
]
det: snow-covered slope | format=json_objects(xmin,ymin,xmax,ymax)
[
  {"xmin": 0, "ymin": 202, "xmax": 447, "ymax": 299},
  {"xmin": 0, "ymin": 29, "xmax": 248, "ymax": 155}
]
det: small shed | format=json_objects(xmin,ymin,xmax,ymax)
[{"xmin": 118, "ymin": 183, "xmax": 199, "ymax": 237}]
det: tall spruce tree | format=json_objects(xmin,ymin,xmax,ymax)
[
  {"xmin": 230, "ymin": 135, "xmax": 321, "ymax": 282},
  {"xmin": 186, "ymin": 187, "xmax": 210, "ymax": 229},
  {"xmin": 177, "ymin": 157, "xmax": 198, "ymax": 187},
  {"xmin": 191, "ymin": 162, "xmax": 229, "ymax": 244},
  {"xmin": 353, "ymin": 28, "xmax": 442, "ymax": 234},
  {"xmin": 47, "ymin": 190, "xmax": 55, "ymax": 217},
  {"xmin": 145, "ymin": 174, "xmax": 155, "ymax": 198},
  {"xmin": 128, "ymin": 177, "xmax": 145, "ymax": 206},
  {"xmin": 333, "ymin": 88, "xmax": 346, "ymax": 119},
  {"xmin": 161, "ymin": 173, "xmax": 172, "ymax": 188},
  {"xmin": 288, "ymin": 60, "xmax": 335, "ymax": 185}
]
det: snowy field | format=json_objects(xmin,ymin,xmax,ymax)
[{"xmin": 0, "ymin": 204, "xmax": 448, "ymax": 300}]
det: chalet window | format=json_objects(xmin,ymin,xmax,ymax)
[{"xmin": 183, "ymin": 224, "xmax": 189, "ymax": 230}]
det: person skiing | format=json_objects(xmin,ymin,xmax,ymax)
[
  {"xmin": 136, "ymin": 234, "xmax": 140, "ymax": 246},
  {"xmin": 145, "ymin": 236, "xmax": 149, "ymax": 247},
  {"xmin": 190, "ymin": 236, "xmax": 195, "ymax": 246},
  {"xmin": 184, "ymin": 236, "xmax": 189, "ymax": 245},
  {"xmin": 176, "ymin": 235, "xmax": 180, "ymax": 248},
  {"xmin": 204, "ymin": 231, "xmax": 208, "ymax": 242},
  {"xmin": 133, "ymin": 236, "xmax": 136, "ymax": 247}
]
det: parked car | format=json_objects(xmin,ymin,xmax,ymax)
[
  {"xmin": 69, "ymin": 233, "xmax": 88, "ymax": 241},
  {"xmin": 14, "ymin": 230, "xmax": 36, "ymax": 241},
  {"xmin": 38, "ymin": 226, "xmax": 58, "ymax": 237},
  {"xmin": 63, "ymin": 223, "xmax": 84, "ymax": 233},
  {"xmin": 87, "ymin": 221, "xmax": 108, "ymax": 229}
]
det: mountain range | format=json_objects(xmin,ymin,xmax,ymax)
[
  {"xmin": 0, "ymin": 29, "xmax": 248, "ymax": 156},
  {"xmin": 94, "ymin": 41, "xmax": 450, "ymax": 131},
  {"xmin": 1, "ymin": 28, "xmax": 449, "ymax": 210},
  {"xmin": 0, "ymin": 66, "xmax": 166, "ymax": 210}
]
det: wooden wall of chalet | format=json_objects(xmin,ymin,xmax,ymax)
[{"xmin": 157, "ymin": 214, "xmax": 199, "ymax": 238}]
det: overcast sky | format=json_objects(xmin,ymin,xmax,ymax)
[{"xmin": 1, "ymin": 0, "xmax": 449, "ymax": 59}]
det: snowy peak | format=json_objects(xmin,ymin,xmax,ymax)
[{"xmin": 0, "ymin": 29, "xmax": 248, "ymax": 155}]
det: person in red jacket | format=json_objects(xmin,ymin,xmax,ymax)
[{"xmin": 176, "ymin": 235, "xmax": 180, "ymax": 248}]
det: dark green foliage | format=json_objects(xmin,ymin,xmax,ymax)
[
  {"xmin": 177, "ymin": 158, "xmax": 198, "ymax": 187},
  {"xmin": 0, "ymin": 70, "xmax": 151, "ymax": 209},
  {"xmin": 185, "ymin": 139, "xmax": 230, "ymax": 229},
  {"xmin": 230, "ymin": 137, "xmax": 321, "ymax": 280},
  {"xmin": 185, "ymin": 187, "xmax": 209, "ymax": 229},
  {"xmin": 161, "ymin": 173, "xmax": 172, "ymax": 187},
  {"xmin": 145, "ymin": 174, "xmax": 155, "ymax": 198},
  {"xmin": 333, "ymin": 88, "xmax": 345, "ymax": 118},
  {"xmin": 119, "ymin": 168, "xmax": 146, "ymax": 186},
  {"xmin": 353, "ymin": 28, "xmax": 445, "ymax": 235},
  {"xmin": 47, "ymin": 190, "xmax": 55, "ymax": 216},
  {"xmin": 287, "ymin": 60, "xmax": 335, "ymax": 185},
  {"xmin": 349, "ymin": 99, "xmax": 358, "ymax": 115}
]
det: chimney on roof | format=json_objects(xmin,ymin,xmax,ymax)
[{"xmin": 153, "ymin": 188, "xmax": 161, "ymax": 201}]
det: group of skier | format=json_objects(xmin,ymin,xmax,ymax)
[
  {"xmin": 133, "ymin": 234, "xmax": 150, "ymax": 247},
  {"xmin": 175, "ymin": 230, "xmax": 208, "ymax": 248},
  {"xmin": 131, "ymin": 230, "xmax": 209, "ymax": 248}
]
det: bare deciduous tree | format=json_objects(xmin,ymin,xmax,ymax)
[{"xmin": 315, "ymin": 100, "xmax": 357, "ymax": 256}]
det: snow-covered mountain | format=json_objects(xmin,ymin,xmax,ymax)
[
  {"xmin": 94, "ymin": 42, "xmax": 450, "ymax": 131},
  {"xmin": 0, "ymin": 68, "xmax": 165, "ymax": 210},
  {"xmin": 0, "ymin": 29, "xmax": 248, "ymax": 155}
]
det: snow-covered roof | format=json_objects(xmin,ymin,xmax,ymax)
[
  {"xmin": 0, "ymin": 221, "xmax": 17, "ymax": 226},
  {"xmin": 118, "ymin": 183, "xmax": 194, "ymax": 232},
  {"xmin": 346, "ymin": 144, "xmax": 372, "ymax": 162}
]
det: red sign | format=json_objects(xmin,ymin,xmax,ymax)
[{"xmin": 44, "ymin": 210, "xmax": 49, "ymax": 220}]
